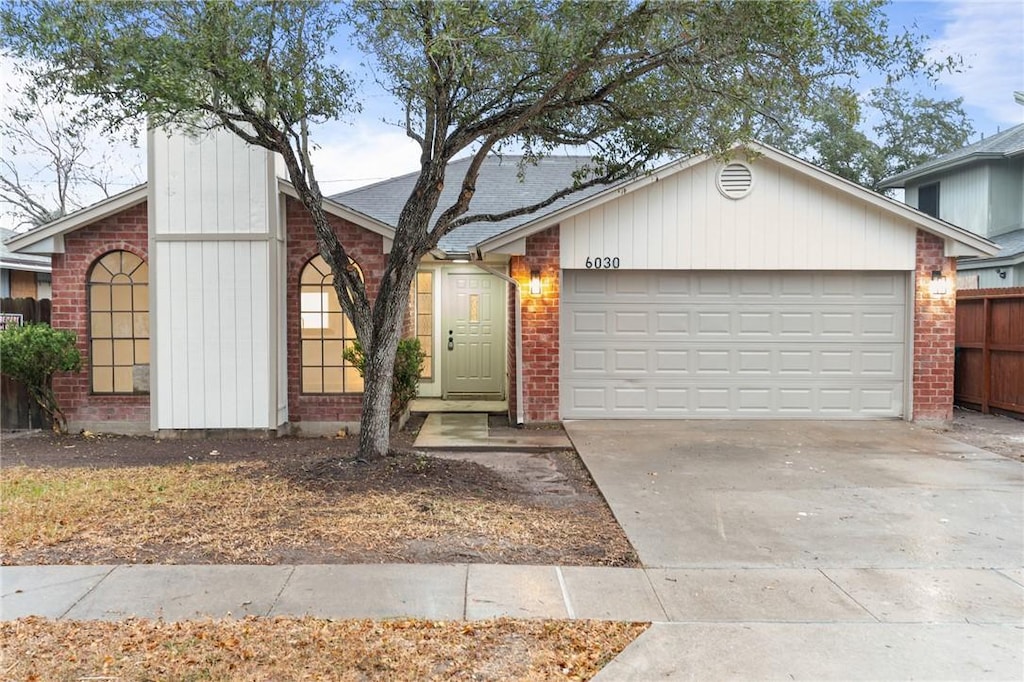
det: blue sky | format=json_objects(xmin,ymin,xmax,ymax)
[{"xmin": 1, "ymin": 0, "xmax": 1022, "ymax": 229}]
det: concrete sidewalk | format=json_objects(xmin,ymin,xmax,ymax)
[
  {"xmin": 3, "ymin": 563, "xmax": 1022, "ymax": 679},
  {"xmin": 4, "ymin": 563, "xmax": 1022, "ymax": 624}
]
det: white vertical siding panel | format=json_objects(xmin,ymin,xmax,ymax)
[
  {"xmin": 216, "ymin": 134, "xmax": 236, "ymax": 233},
  {"xmin": 151, "ymin": 134, "xmax": 169, "ymax": 235},
  {"xmin": 247, "ymin": 143, "xmax": 269, "ymax": 234},
  {"xmin": 646, "ymin": 181, "xmax": 664, "ymax": 268},
  {"xmin": 196, "ymin": 136, "xmax": 220, "ymax": 234},
  {"xmin": 184, "ymin": 241, "xmax": 206, "ymax": 427},
  {"xmin": 662, "ymin": 176, "xmax": 679, "ymax": 269},
  {"xmin": 217, "ymin": 242, "xmax": 239, "ymax": 428},
  {"xmin": 689, "ymin": 163, "xmax": 706, "ymax": 269},
  {"xmin": 166, "ymin": 136, "xmax": 187, "ymax": 233},
  {"xmin": 618, "ymin": 192, "xmax": 634, "ymax": 268},
  {"xmin": 234, "ymin": 241, "xmax": 254, "ymax": 427},
  {"xmin": 201, "ymin": 242, "xmax": 222, "ymax": 425},
  {"xmin": 155, "ymin": 243, "xmax": 174, "ymax": 429},
  {"xmin": 249, "ymin": 241, "xmax": 271, "ymax": 428},
  {"xmin": 560, "ymin": 216, "xmax": 576, "ymax": 266},
  {"xmin": 168, "ymin": 243, "xmax": 191, "ymax": 426}
]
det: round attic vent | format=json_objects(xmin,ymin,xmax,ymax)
[{"xmin": 717, "ymin": 162, "xmax": 754, "ymax": 199}]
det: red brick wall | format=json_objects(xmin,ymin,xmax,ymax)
[
  {"xmin": 912, "ymin": 229, "xmax": 957, "ymax": 422},
  {"xmin": 284, "ymin": 197, "xmax": 386, "ymax": 424},
  {"xmin": 509, "ymin": 226, "xmax": 560, "ymax": 422},
  {"xmin": 51, "ymin": 201, "xmax": 151, "ymax": 427}
]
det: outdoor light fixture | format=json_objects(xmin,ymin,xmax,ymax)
[
  {"xmin": 530, "ymin": 270, "xmax": 542, "ymax": 296},
  {"xmin": 929, "ymin": 270, "xmax": 949, "ymax": 297},
  {"xmin": 997, "ymin": 268, "xmax": 1007, "ymax": 279}
]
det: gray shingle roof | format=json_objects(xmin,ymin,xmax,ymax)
[
  {"xmin": 991, "ymin": 229, "xmax": 1024, "ymax": 260},
  {"xmin": 331, "ymin": 155, "xmax": 609, "ymax": 253},
  {"xmin": 881, "ymin": 122, "xmax": 1024, "ymax": 187}
]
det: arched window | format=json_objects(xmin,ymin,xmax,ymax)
[
  {"xmin": 300, "ymin": 255, "xmax": 363, "ymax": 394},
  {"xmin": 88, "ymin": 250, "xmax": 149, "ymax": 394}
]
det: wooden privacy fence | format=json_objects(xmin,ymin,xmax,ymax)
[
  {"xmin": 1, "ymin": 297, "xmax": 52, "ymax": 430},
  {"xmin": 954, "ymin": 287, "xmax": 1024, "ymax": 418}
]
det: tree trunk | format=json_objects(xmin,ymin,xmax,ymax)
[
  {"xmin": 355, "ymin": 262, "xmax": 414, "ymax": 459},
  {"xmin": 357, "ymin": 331, "xmax": 398, "ymax": 459}
]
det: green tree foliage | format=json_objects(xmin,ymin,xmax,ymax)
[
  {"xmin": 344, "ymin": 338, "xmax": 426, "ymax": 425},
  {"xmin": 763, "ymin": 85, "xmax": 974, "ymax": 192},
  {"xmin": 0, "ymin": 0, "xmax": 953, "ymax": 457},
  {"xmin": 0, "ymin": 323, "xmax": 82, "ymax": 433}
]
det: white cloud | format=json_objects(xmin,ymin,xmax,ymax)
[
  {"xmin": 927, "ymin": 0, "xmax": 1024, "ymax": 125},
  {"xmin": 308, "ymin": 120, "xmax": 421, "ymax": 196}
]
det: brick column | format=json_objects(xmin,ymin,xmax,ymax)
[
  {"xmin": 912, "ymin": 230, "xmax": 957, "ymax": 422},
  {"xmin": 509, "ymin": 226, "xmax": 560, "ymax": 422}
]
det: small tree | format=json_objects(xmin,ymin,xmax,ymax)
[{"xmin": 0, "ymin": 323, "xmax": 82, "ymax": 433}]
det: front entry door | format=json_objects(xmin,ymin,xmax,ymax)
[{"xmin": 443, "ymin": 272, "xmax": 505, "ymax": 396}]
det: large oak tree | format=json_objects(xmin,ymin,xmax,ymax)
[{"xmin": 2, "ymin": 0, "xmax": 949, "ymax": 458}]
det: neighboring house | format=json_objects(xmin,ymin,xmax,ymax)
[
  {"xmin": 0, "ymin": 228, "xmax": 51, "ymax": 299},
  {"xmin": 880, "ymin": 123, "xmax": 1024, "ymax": 288},
  {"xmin": 5, "ymin": 129, "xmax": 997, "ymax": 435}
]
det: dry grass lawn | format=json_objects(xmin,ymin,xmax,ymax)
[
  {"xmin": 1, "ymin": 616, "xmax": 647, "ymax": 681},
  {"xmin": 0, "ymin": 457, "xmax": 636, "ymax": 565}
]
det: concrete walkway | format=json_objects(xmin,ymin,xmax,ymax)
[{"xmin": 413, "ymin": 412, "xmax": 572, "ymax": 450}]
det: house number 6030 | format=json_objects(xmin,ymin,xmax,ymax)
[{"xmin": 585, "ymin": 256, "xmax": 620, "ymax": 269}]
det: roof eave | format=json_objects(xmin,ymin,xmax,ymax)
[
  {"xmin": 879, "ymin": 152, "xmax": 1010, "ymax": 188},
  {"xmin": 5, "ymin": 185, "xmax": 149, "ymax": 254},
  {"xmin": 278, "ymin": 180, "xmax": 397, "ymax": 240}
]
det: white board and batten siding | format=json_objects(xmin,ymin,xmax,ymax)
[
  {"xmin": 149, "ymin": 129, "xmax": 284, "ymax": 430},
  {"xmin": 560, "ymin": 158, "xmax": 918, "ymax": 271}
]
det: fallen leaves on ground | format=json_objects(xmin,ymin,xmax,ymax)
[{"xmin": 1, "ymin": 616, "xmax": 647, "ymax": 681}]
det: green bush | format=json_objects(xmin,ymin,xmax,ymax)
[
  {"xmin": 0, "ymin": 323, "xmax": 82, "ymax": 433},
  {"xmin": 343, "ymin": 338, "xmax": 426, "ymax": 423}
]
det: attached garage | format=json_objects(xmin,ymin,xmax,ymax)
[
  {"xmin": 561, "ymin": 269, "xmax": 907, "ymax": 418},
  {"xmin": 477, "ymin": 143, "xmax": 998, "ymax": 424}
]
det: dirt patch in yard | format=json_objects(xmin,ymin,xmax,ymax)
[
  {"xmin": 0, "ymin": 417, "xmax": 638, "ymax": 567},
  {"xmin": 936, "ymin": 407, "xmax": 1024, "ymax": 461}
]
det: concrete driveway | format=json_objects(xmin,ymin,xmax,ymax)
[{"xmin": 565, "ymin": 420, "xmax": 1024, "ymax": 681}]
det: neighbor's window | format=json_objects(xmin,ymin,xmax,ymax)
[
  {"xmin": 300, "ymin": 255, "xmax": 363, "ymax": 393},
  {"xmin": 918, "ymin": 182, "xmax": 940, "ymax": 218},
  {"xmin": 415, "ymin": 270, "xmax": 433, "ymax": 380},
  {"xmin": 88, "ymin": 250, "xmax": 149, "ymax": 394}
]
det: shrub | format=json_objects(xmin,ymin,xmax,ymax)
[
  {"xmin": 343, "ymin": 338, "xmax": 426, "ymax": 423},
  {"xmin": 0, "ymin": 323, "xmax": 82, "ymax": 433}
]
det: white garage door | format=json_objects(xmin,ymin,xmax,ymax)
[{"xmin": 561, "ymin": 271, "xmax": 907, "ymax": 418}]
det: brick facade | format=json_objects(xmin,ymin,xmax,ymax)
[
  {"xmin": 912, "ymin": 229, "xmax": 957, "ymax": 422},
  {"xmin": 284, "ymin": 197, "xmax": 386, "ymax": 425},
  {"xmin": 44, "ymin": 199, "xmax": 960, "ymax": 431},
  {"xmin": 509, "ymin": 226, "xmax": 560, "ymax": 422},
  {"xmin": 51, "ymin": 201, "xmax": 151, "ymax": 429}
]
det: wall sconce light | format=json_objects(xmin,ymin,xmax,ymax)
[
  {"xmin": 929, "ymin": 270, "xmax": 949, "ymax": 297},
  {"xmin": 996, "ymin": 268, "xmax": 1007, "ymax": 279},
  {"xmin": 529, "ymin": 270, "xmax": 542, "ymax": 296}
]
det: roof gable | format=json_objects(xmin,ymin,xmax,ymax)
[{"xmin": 478, "ymin": 143, "xmax": 998, "ymax": 260}]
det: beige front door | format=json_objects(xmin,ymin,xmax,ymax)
[{"xmin": 443, "ymin": 271, "xmax": 505, "ymax": 396}]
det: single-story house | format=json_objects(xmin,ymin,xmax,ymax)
[
  {"xmin": 1, "ymin": 227, "xmax": 51, "ymax": 300},
  {"xmin": 5, "ymin": 129, "xmax": 998, "ymax": 435},
  {"xmin": 880, "ymin": 122, "xmax": 1023, "ymax": 289}
]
